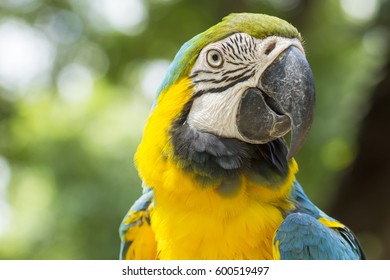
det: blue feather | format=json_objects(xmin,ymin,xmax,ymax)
[{"xmin": 274, "ymin": 181, "xmax": 365, "ymax": 260}]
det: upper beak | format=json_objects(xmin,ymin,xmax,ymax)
[{"xmin": 236, "ymin": 46, "xmax": 315, "ymax": 160}]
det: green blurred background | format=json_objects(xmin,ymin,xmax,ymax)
[{"xmin": 0, "ymin": 0, "xmax": 389, "ymax": 259}]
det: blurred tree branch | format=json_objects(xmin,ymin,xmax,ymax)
[
  {"xmin": 330, "ymin": 2, "xmax": 390, "ymax": 257},
  {"xmin": 330, "ymin": 53, "xmax": 390, "ymax": 259}
]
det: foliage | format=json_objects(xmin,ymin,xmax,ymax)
[{"xmin": 0, "ymin": 0, "xmax": 388, "ymax": 259}]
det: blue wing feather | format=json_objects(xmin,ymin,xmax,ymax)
[
  {"xmin": 274, "ymin": 181, "xmax": 365, "ymax": 260},
  {"xmin": 275, "ymin": 213, "xmax": 362, "ymax": 259}
]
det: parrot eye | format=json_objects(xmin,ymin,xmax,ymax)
[{"xmin": 206, "ymin": 49, "xmax": 223, "ymax": 68}]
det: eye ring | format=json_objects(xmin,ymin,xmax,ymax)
[{"xmin": 206, "ymin": 49, "xmax": 223, "ymax": 68}]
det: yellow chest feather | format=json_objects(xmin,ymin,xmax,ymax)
[
  {"xmin": 148, "ymin": 162, "xmax": 297, "ymax": 260},
  {"xmin": 152, "ymin": 188, "xmax": 285, "ymax": 259},
  {"xmin": 134, "ymin": 78, "xmax": 297, "ymax": 259}
]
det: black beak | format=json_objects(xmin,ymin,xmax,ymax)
[{"xmin": 236, "ymin": 46, "xmax": 315, "ymax": 160}]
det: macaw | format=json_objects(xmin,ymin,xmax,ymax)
[{"xmin": 119, "ymin": 13, "xmax": 365, "ymax": 260}]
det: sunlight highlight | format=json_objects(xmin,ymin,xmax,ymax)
[
  {"xmin": 0, "ymin": 19, "xmax": 55, "ymax": 95},
  {"xmin": 88, "ymin": 0, "xmax": 148, "ymax": 35},
  {"xmin": 340, "ymin": 0, "xmax": 379, "ymax": 23},
  {"xmin": 0, "ymin": 156, "xmax": 12, "ymax": 236},
  {"xmin": 140, "ymin": 60, "xmax": 171, "ymax": 100},
  {"xmin": 57, "ymin": 63, "xmax": 94, "ymax": 103}
]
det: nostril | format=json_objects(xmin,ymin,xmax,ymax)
[{"xmin": 264, "ymin": 42, "xmax": 276, "ymax": 55}]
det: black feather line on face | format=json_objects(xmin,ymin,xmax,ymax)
[{"xmin": 169, "ymin": 104, "xmax": 289, "ymax": 184}]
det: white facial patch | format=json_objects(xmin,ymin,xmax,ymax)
[
  {"xmin": 187, "ymin": 86, "xmax": 246, "ymax": 140},
  {"xmin": 186, "ymin": 33, "xmax": 304, "ymax": 142}
]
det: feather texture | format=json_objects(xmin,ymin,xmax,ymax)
[{"xmin": 120, "ymin": 13, "xmax": 364, "ymax": 260}]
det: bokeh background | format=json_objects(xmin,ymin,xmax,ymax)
[{"xmin": 0, "ymin": 0, "xmax": 389, "ymax": 260}]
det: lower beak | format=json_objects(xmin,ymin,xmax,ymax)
[{"xmin": 236, "ymin": 46, "xmax": 316, "ymax": 159}]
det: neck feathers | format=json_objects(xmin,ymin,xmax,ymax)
[{"xmin": 170, "ymin": 121, "xmax": 291, "ymax": 188}]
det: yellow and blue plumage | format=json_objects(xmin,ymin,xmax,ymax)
[{"xmin": 119, "ymin": 13, "xmax": 365, "ymax": 260}]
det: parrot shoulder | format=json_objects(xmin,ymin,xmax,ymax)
[
  {"xmin": 272, "ymin": 212, "xmax": 365, "ymax": 260},
  {"xmin": 119, "ymin": 186, "xmax": 157, "ymax": 260}
]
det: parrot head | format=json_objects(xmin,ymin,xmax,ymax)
[{"xmin": 137, "ymin": 13, "xmax": 315, "ymax": 185}]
